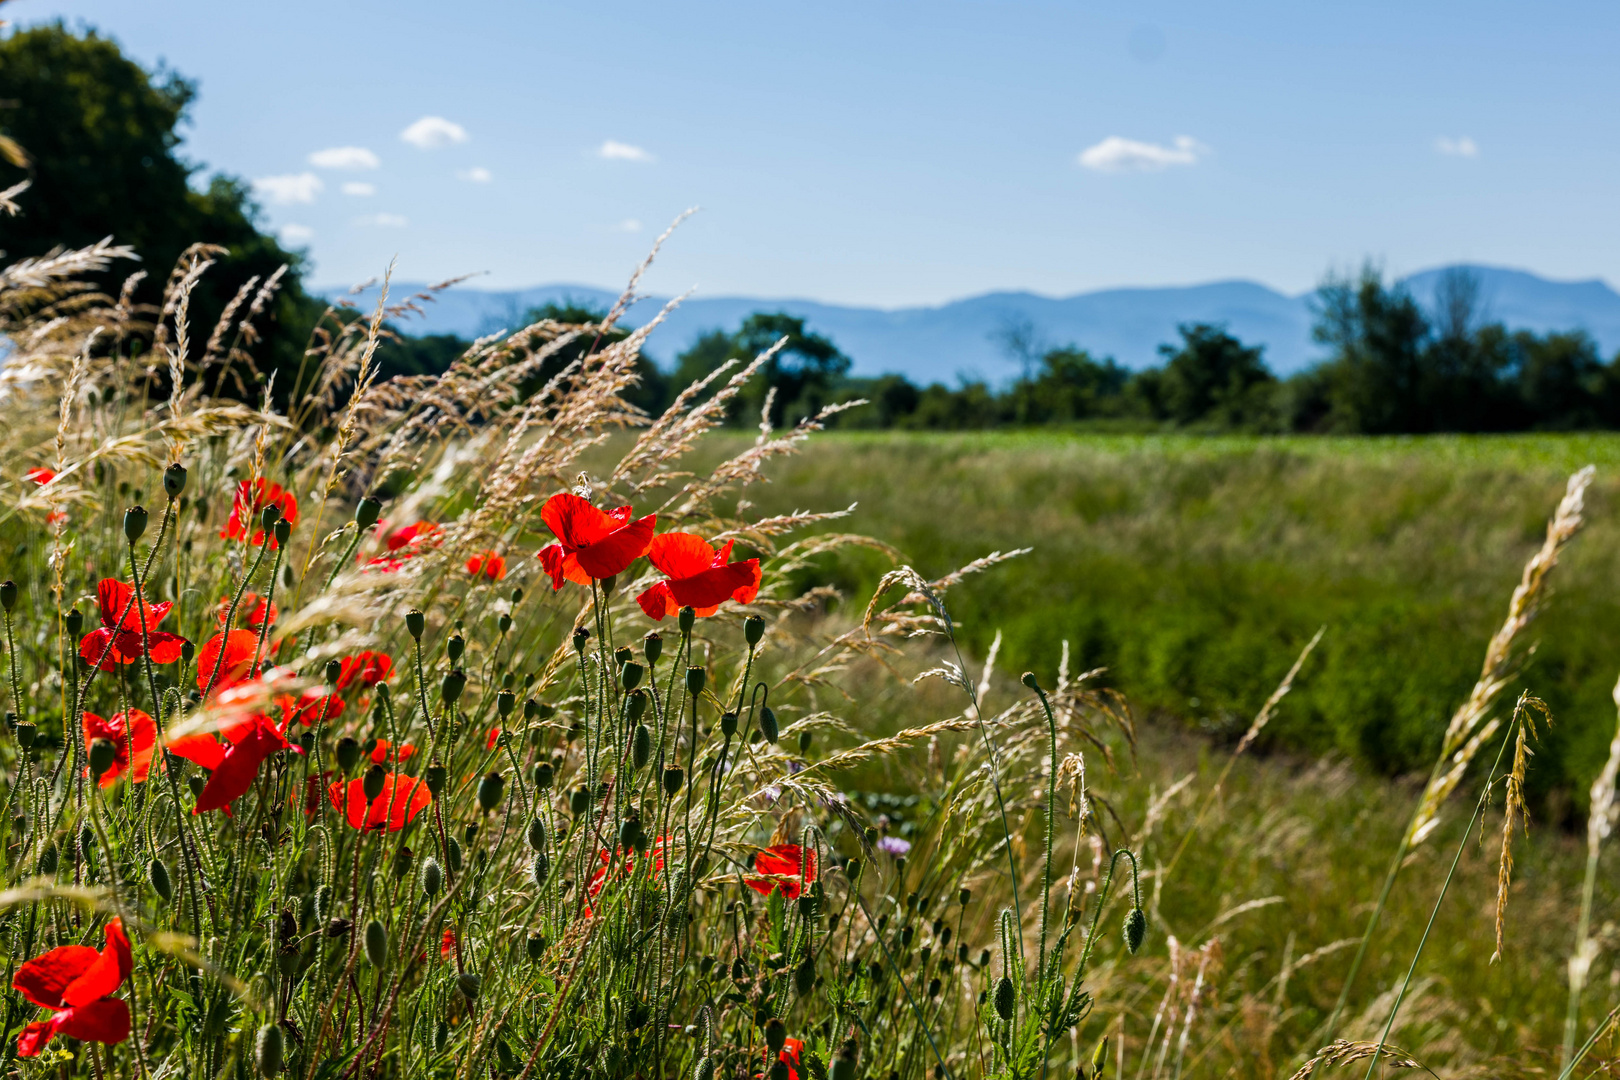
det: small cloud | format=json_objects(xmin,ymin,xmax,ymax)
[
  {"xmin": 309, "ymin": 146, "xmax": 379, "ymax": 170},
  {"xmin": 354, "ymin": 212, "xmax": 408, "ymax": 228},
  {"xmin": 341, "ymin": 181, "xmax": 376, "ymax": 197},
  {"xmin": 457, "ymin": 166, "xmax": 492, "ymax": 183},
  {"xmin": 599, "ymin": 140, "xmax": 654, "ymax": 163},
  {"xmin": 1077, "ymin": 135, "xmax": 1207, "ymax": 173},
  {"xmin": 400, "ymin": 116, "xmax": 469, "ymax": 150},
  {"xmin": 1435, "ymin": 135, "xmax": 1479, "ymax": 158},
  {"xmin": 279, "ymin": 224, "xmax": 314, "ymax": 244},
  {"xmin": 614, "ymin": 218, "xmax": 642, "ymax": 233},
  {"xmin": 252, "ymin": 172, "xmax": 322, "ymax": 204}
]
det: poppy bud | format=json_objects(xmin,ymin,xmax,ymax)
[
  {"xmin": 621, "ymin": 660, "xmax": 643, "ymax": 691},
  {"xmin": 419, "ymin": 762, "xmax": 446, "ymax": 799},
  {"xmin": 255, "ymin": 1022, "xmax": 284, "ymax": 1077},
  {"xmin": 363, "ymin": 919, "xmax": 388, "ymax": 968},
  {"xmin": 527, "ymin": 816, "xmax": 547, "ymax": 853},
  {"xmin": 685, "ymin": 667, "xmax": 705, "ymax": 696},
  {"xmin": 273, "ymin": 517, "xmax": 291, "ymax": 547},
  {"xmin": 446, "ymin": 633, "xmax": 465, "ymax": 663},
  {"xmin": 14, "ymin": 722, "xmax": 35, "ymax": 749},
  {"xmin": 979, "ymin": 948, "xmax": 991, "ymax": 968},
  {"xmin": 497, "ymin": 612, "xmax": 512, "ymax": 633},
  {"xmin": 149, "ymin": 858, "xmax": 172, "ymax": 903},
  {"xmin": 446, "ymin": 837, "xmax": 463, "ymax": 873},
  {"xmin": 0, "ymin": 580, "xmax": 16, "ymax": 612},
  {"xmin": 441, "ymin": 669, "xmax": 466, "ymax": 706},
  {"xmin": 795, "ymin": 956, "xmax": 816, "ymax": 996},
  {"xmin": 456, "ymin": 972, "xmax": 481, "ymax": 1001},
  {"xmin": 662, "ymin": 767, "xmax": 684, "ymax": 797},
  {"xmin": 477, "ymin": 771, "xmax": 505, "ymax": 811},
  {"xmin": 123, "ymin": 505, "xmax": 148, "ymax": 543},
  {"xmin": 759, "ymin": 706, "xmax": 779, "ymax": 744},
  {"xmin": 643, "ymin": 632, "xmax": 662, "ymax": 665},
  {"xmin": 421, "ymin": 857, "xmax": 442, "ymax": 897},
  {"xmin": 678, "ymin": 607, "xmax": 696, "ymax": 634},
  {"xmin": 744, "ymin": 615, "xmax": 765, "ymax": 646},
  {"xmin": 843, "ymin": 857, "xmax": 861, "ymax": 882},
  {"xmin": 618, "ymin": 817, "xmax": 643, "ymax": 851},
  {"xmin": 694, "ymin": 1056, "xmax": 715, "ymax": 1080},
  {"xmin": 532, "ymin": 761, "xmax": 553, "ymax": 791},
  {"xmin": 362, "ymin": 764, "xmax": 386, "ymax": 802},
  {"xmin": 405, "ymin": 609, "xmax": 425, "ymax": 640},
  {"xmin": 599, "ymin": 573, "xmax": 617, "ymax": 597},
  {"xmin": 797, "ymin": 731, "xmax": 813, "ymax": 754},
  {"xmin": 764, "ymin": 1017, "xmax": 786, "ymax": 1054},
  {"xmin": 496, "ymin": 690, "xmax": 515, "ymax": 718},
  {"xmin": 511, "ymin": 587, "xmax": 524, "ymax": 604},
  {"xmin": 85, "ymin": 736, "xmax": 117, "ymax": 779},
  {"xmin": 392, "ymin": 846, "xmax": 414, "ymax": 880},
  {"xmin": 432, "ymin": 1020, "xmax": 448, "ymax": 1052},
  {"xmin": 569, "ymin": 786, "xmax": 591, "ymax": 815},
  {"xmin": 631, "ymin": 724, "xmax": 651, "ymax": 771},
  {"xmin": 188, "ymin": 774, "xmax": 206, "ymax": 798},
  {"xmin": 994, "ymin": 975, "xmax": 1015, "ymax": 1021},
  {"xmin": 163, "ymin": 463, "xmax": 188, "ymax": 500},
  {"xmin": 526, "ymin": 932, "xmax": 546, "ymax": 962},
  {"xmin": 260, "ymin": 504, "xmax": 281, "ymax": 535},
  {"xmin": 769, "ymin": 1063, "xmax": 789, "ymax": 1080},
  {"xmin": 900, "ymin": 924, "xmax": 915, "ymax": 948},
  {"xmin": 64, "ymin": 608, "xmax": 82, "ymax": 636},
  {"xmin": 326, "ymin": 917, "xmax": 351, "ymax": 939},
  {"xmin": 571, "ymin": 626, "xmax": 590, "ymax": 653},
  {"xmin": 355, "ymin": 497, "xmax": 382, "ymax": 531},
  {"xmin": 532, "ymin": 851, "xmax": 550, "ymax": 887},
  {"xmin": 1123, "ymin": 907, "xmax": 1147, "ymax": 955},
  {"xmin": 323, "ymin": 659, "xmax": 342, "ymax": 685},
  {"xmin": 180, "ymin": 638, "xmax": 195, "ymax": 664},
  {"xmin": 1092, "ymin": 1036, "xmax": 1110, "ymax": 1077},
  {"xmin": 959, "ymin": 886, "xmax": 972, "ymax": 906}
]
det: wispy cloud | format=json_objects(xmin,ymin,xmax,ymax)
[
  {"xmin": 279, "ymin": 224, "xmax": 314, "ymax": 244},
  {"xmin": 354, "ymin": 212, "xmax": 408, "ymax": 228},
  {"xmin": 614, "ymin": 218, "xmax": 643, "ymax": 233},
  {"xmin": 599, "ymin": 140, "xmax": 654, "ymax": 163},
  {"xmin": 341, "ymin": 181, "xmax": 376, "ymax": 197},
  {"xmin": 456, "ymin": 167, "xmax": 492, "ymax": 183},
  {"xmin": 401, "ymin": 116, "xmax": 469, "ymax": 150},
  {"xmin": 309, "ymin": 146, "xmax": 379, "ymax": 170},
  {"xmin": 1435, "ymin": 135, "xmax": 1479, "ymax": 158},
  {"xmin": 1077, "ymin": 135, "xmax": 1208, "ymax": 173},
  {"xmin": 253, "ymin": 172, "xmax": 323, "ymax": 204}
]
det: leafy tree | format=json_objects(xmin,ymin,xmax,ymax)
[
  {"xmin": 671, "ymin": 313, "xmax": 852, "ymax": 427},
  {"xmin": 1308, "ymin": 267, "xmax": 1431, "ymax": 433},
  {"xmin": 518, "ymin": 301, "xmax": 668, "ymax": 416},
  {"xmin": 1154, "ymin": 324, "xmax": 1277, "ymax": 430},
  {"xmin": 1004, "ymin": 347, "xmax": 1132, "ymax": 423},
  {"xmin": 1513, "ymin": 330, "xmax": 1614, "ymax": 429}
]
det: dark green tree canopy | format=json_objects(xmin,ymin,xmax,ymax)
[{"xmin": 672, "ymin": 312, "xmax": 852, "ymax": 427}]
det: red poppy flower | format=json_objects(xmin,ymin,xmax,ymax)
[
  {"xmin": 81, "ymin": 709, "xmax": 156, "ymax": 788},
  {"xmin": 336, "ymin": 651, "xmax": 393, "ymax": 690},
  {"xmin": 222, "ymin": 477, "xmax": 298, "ymax": 548},
  {"xmin": 536, "ymin": 492, "xmax": 655, "ymax": 590},
  {"xmin": 13, "ymin": 916, "xmax": 132, "ymax": 1056},
  {"xmin": 370, "ymin": 739, "xmax": 416, "ymax": 765},
  {"xmin": 440, "ymin": 929, "xmax": 457, "ymax": 959},
  {"xmin": 294, "ymin": 770, "xmax": 334, "ymax": 817},
  {"xmin": 168, "ymin": 713, "xmax": 291, "ymax": 815},
  {"xmin": 327, "ymin": 773, "xmax": 432, "ymax": 831},
  {"xmin": 195, "ymin": 629, "xmax": 261, "ymax": 697},
  {"xmin": 745, "ymin": 844, "xmax": 818, "ymax": 901},
  {"xmin": 486, "ymin": 727, "xmax": 501, "ymax": 751},
  {"xmin": 277, "ymin": 689, "xmax": 344, "ymax": 728},
  {"xmin": 386, "ymin": 521, "xmax": 443, "ymax": 551},
  {"xmin": 218, "ymin": 591, "xmax": 277, "ymax": 629},
  {"xmin": 465, "ymin": 550, "xmax": 507, "ymax": 581},
  {"xmin": 764, "ymin": 1038, "xmax": 805, "ymax": 1080},
  {"xmin": 584, "ymin": 836, "xmax": 669, "ymax": 915},
  {"xmin": 25, "ymin": 467, "xmax": 55, "ymax": 486},
  {"xmin": 78, "ymin": 579, "xmax": 187, "ymax": 673},
  {"xmin": 635, "ymin": 533, "xmax": 762, "ymax": 621}
]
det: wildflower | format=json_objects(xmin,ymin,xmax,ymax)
[
  {"xmin": 336, "ymin": 650, "xmax": 393, "ymax": 690},
  {"xmin": 440, "ymin": 929, "xmax": 456, "ymax": 959},
  {"xmin": 877, "ymin": 836, "xmax": 912, "ymax": 857},
  {"xmin": 745, "ymin": 844, "xmax": 818, "ymax": 901},
  {"xmin": 295, "ymin": 770, "xmax": 334, "ymax": 817},
  {"xmin": 635, "ymin": 532, "xmax": 762, "ymax": 620},
  {"xmin": 81, "ymin": 709, "xmax": 156, "ymax": 788},
  {"xmin": 536, "ymin": 492, "xmax": 655, "ymax": 589},
  {"xmin": 195, "ymin": 629, "xmax": 261, "ymax": 697},
  {"xmin": 25, "ymin": 467, "xmax": 55, "ymax": 485},
  {"xmin": 327, "ymin": 772, "xmax": 432, "ymax": 831},
  {"xmin": 763, "ymin": 1037, "xmax": 805, "ymax": 1080},
  {"xmin": 465, "ymin": 550, "xmax": 507, "ymax": 580},
  {"xmin": 371, "ymin": 739, "xmax": 416, "ymax": 765},
  {"xmin": 168, "ymin": 714, "xmax": 292, "ymax": 814},
  {"xmin": 222, "ymin": 477, "xmax": 298, "ymax": 548},
  {"xmin": 486, "ymin": 727, "xmax": 501, "ymax": 751},
  {"xmin": 277, "ymin": 689, "xmax": 345, "ymax": 728},
  {"xmin": 386, "ymin": 520, "xmax": 443, "ymax": 552},
  {"xmin": 584, "ymin": 835, "xmax": 669, "ymax": 915},
  {"xmin": 13, "ymin": 917, "xmax": 132, "ymax": 1056},
  {"xmin": 78, "ymin": 579, "xmax": 187, "ymax": 672},
  {"xmin": 218, "ymin": 591, "xmax": 277, "ymax": 629}
]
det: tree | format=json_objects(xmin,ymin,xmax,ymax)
[
  {"xmin": 1308, "ymin": 267, "xmax": 1431, "ymax": 433},
  {"xmin": 1003, "ymin": 347, "xmax": 1131, "ymax": 424},
  {"xmin": 0, "ymin": 22, "xmax": 315, "ymax": 400},
  {"xmin": 517, "ymin": 301, "xmax": 669, "ymax": 416},
  {"xmin": 1155, "ymin": 324, "xmax": 1276, "ymax": 429},
  {"xmin": 671, "ymin": 313, "xmax": 852, "ymax": 427}
]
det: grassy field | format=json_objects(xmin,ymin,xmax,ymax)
[{"xmin": 737, "ymin": 431, "xmax": 1620, "ymax": 812}]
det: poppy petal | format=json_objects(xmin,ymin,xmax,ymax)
[
  {"xmin": 645, "ymin": 532, "xmax": 719, "ymax": 580},
  {"xmin": 54, "ymin": 996, "xmax": 131, "ymax": 1046},
  {"xmin": 13, "ymin": 946, "xmax": 99, "ymax": 1009},
  {"xmin": 143, "ymin": 631, "xmax": 187, "ymax": 665},
  {"xmin": 166, "ymin": 734, "xmax": 226, "ymax": 771},
  {"xmin": 78, "ymin": 628, "xmax": 125, "ymax": 672},
  {"xmin": 196, "ymin": 629, "xmax": 260, "ymax": 695},
  {"xmin": 575, "ymin": 513, "xmax": 656, "ymax": 579},
  {"xmin": 541, "ymin": 492, "xmax": 615, "ymax": 549},
  {"xmin": 666, "ymin": 559, "xmax": 763, "ymax": 611},
  {"xmin": 62, "ymin": 919, "xmax": 131, "ymax": 1006},
  {"xmin": 635, "ymin": 582, "xmax": 679, "ymax": 621}
]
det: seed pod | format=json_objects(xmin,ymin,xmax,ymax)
[
  {"xmin": 959, "ymin": 887, "xmax": 972, "ymax": 906},
  {"xmin": 569, "ymin": 786, "xmax": 591, "ymax": 815},
  {"xmin": 456, "ymin": 972, "xmax": 481, "ymax": 1001},
  {"xmin": 446, "ymin": 634, "xmax": 465, "ymax": 663},
  {"xmin": 618, "ymin": 817, "xmax": 644, "ymax": 852},
  {"xmin": 180, "ymin": 638, "xmax": 194, "ymax": 665},
  {"xmin": 626, "ymin": 689, "xmax": 648, "ymax": 722},
  {"xmin": 64, "ymin": 608, "xmax": 83, "ymax": 636},
  {"xmin": 394, "ymin": 848, "xmax": 417, "ymax": 883},
  {"xmin": 685, "ymin": 666, "xmax": 705, "ymax": 696},
  {"xmin": 994, "ymin": 975, "xmax": 1015, "ymax": 1021},
  {"xmin": 797, "ymin": 730, "xmax": 813, "ymax": 754},
  {"xmin": 496, "ymin": 690, "xmax": 515, "ymax": 718},
  {"xmin": 763, "ymin": 1016, "xmax": 787, "ymax": 1054},
  {"xmin": 643, "ymin": 632, "xmax": 662, "ymax": 665},
  {"xmin": 123, "ymin": 505, "xmax": 148, "ymax": 543},
  {"xmin": 273, "ymin": 517, "xmax": 291, "ymax": 547},
  {"xmin": 526, "ymin": 932, "xmax": 546, "ymax": 962},
  {"xmin": 599, "ymin": 573, "xmax": 617, "ymax": 597},
  {"xmin": 477, "ymin": 771, "xmax": 505, "ymax": 811},
  {"xmin": 1123, "ymin": 908, "xmax": 1147, "ymax": 955},
  {"xmin": 621, "ymin": 660, "xmax": 643, "ymax": 691},
  {"xmin": 745, "ymin": 615, "xmax": 765, "ymax": 646},
  {"xmin": 163, "ymin": 463, "xmax": 188, "ymax": 500},
  {"xmin": 798, "ymin": 894, "xmax": 818, "ymax": 920},
  {"xmin": 336, "ymin": 737, "xmax": 360, "ymax": 773},
  {"xmin": 497, "ymin": 612, "xmax": 512, "ymax": 634},
  {"xmin": 363, "ymin": 919, "xmax": 388, "ymax": 968},
  {"xmin": 441, "ymin": 669, "xmax": 466, "ymax": 706},
  {"xmin": 631, "ymin": 725, "xmax": 651, "ymax": 771},
  {"xmin": 322, "ymin": 658, "xmax": 342, "ymax": 685},
  {"xmin": 421, "ymin": 857, "xmax": 442, "ymax": 897},
  {"xmin": 424, "ymin": 762, "xmax": 447, "ymax": 797},
  {"xmin": 662, "ymin": 767, "xmax": 684, "ymax": 797},
  {"xmin": 14, "ymin": 722, "xmax": 35, "ymax": 749},
  {"xmin": 571, "ymin": 626, "xmax": 590, "ymax": 653},
  {"xmin": 259, "ymin": 504, "xmax": 281, "ymax": 534},
  {"xmin": 720, "ymin": 712, "xmax": 738, "ymax": 738},
  {"xmin": 37, "ymin": 841, "xmax": 57, "ymax": 875},
  {"xmin": 0, "ymin": 580, "xmax": 16, "ymax": 612},
  {"xmin": 362, "ymin": 764, "xmax": 386, "ymax": 802},
  {"xmin": 255, "ymin": 1022, "xmax": 284, "ymax": 1077},
  {"xmin": 759, "ymin": 706, "xmax": 779, "ymax": 744},
  {"xmin": 532, "ymin": 852, "xmax": 550, "ymax": 888},
  {"xmin": 355, "ymin": 496, "xmax": 382, "ymax": 531},
  {"xmin": 446, "ymin": 837, "xmax": 463, "ymax": 873},
  {"xmin": 532, "ymin": 761, "xmax": 553, "ymax": 791},
  {"xmin": 795, "ymin": 956, "xmax": 816, "ymax": 996},
  {"xmin": 149, "ymin": 857, "xmax": 173, "ymax": 903},
  {"xmin": 844, "ymin": 857, "xmax": 861, "ymax": 881},
  {"xmin": 678, "ymin": 607, "xmax": 696, "ymax": 634},
  {"xmin": 405, "ymin": 609, "xmax": 425, "ymax": 640}
]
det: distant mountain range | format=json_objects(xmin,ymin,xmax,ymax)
[{"xmin": 319, "ymin": 265, "xmax": 1620, "ymax": 383}]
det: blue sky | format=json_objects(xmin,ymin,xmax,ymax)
[{"xmin": 8, "ymin": 0, "xmax": 1618, "ymax": 306}]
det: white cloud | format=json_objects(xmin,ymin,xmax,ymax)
[
  {"xmin": 341, "ymin": 181, "xmax": 376, "ymax": 197},
  {"xmin": 1435, "ymin": 135, "xmax": 1479, "ymax": 158},
  {"xmin": 308, "ymin": 146, "xmax": 379, "ymax": 170},
  {"xmin": 614, "ymin": 218, "xmax": 643, "ymax": 233},
  {"xmin": 457, "ymin": 166, "xmax": 492, "ymax": 183},
  {"xmin": 1077, "ymin": 135, "xmax": 1208, "ymax": 173},
  {"xmin": 279, "ymin": 224, "xmax": 314, "ymax": 244},
  {"xmin": 400, "ymin": 116, "xmax": 469, "ymax": 150},
  {"xmin": 599, "ymin": 140, "xmax": 654, "ymax": 163},
  {"xmin": 354, "ymin": 212, "xmax": 408, "ymax": 228},
  {"xmin": 252, "ymin": 172, "xmax": 323, "ymax": 204}
]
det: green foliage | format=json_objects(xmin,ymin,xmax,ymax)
[{"xmin": 672, "ymin": 313, "xmax": 851, "ymax": 427}]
